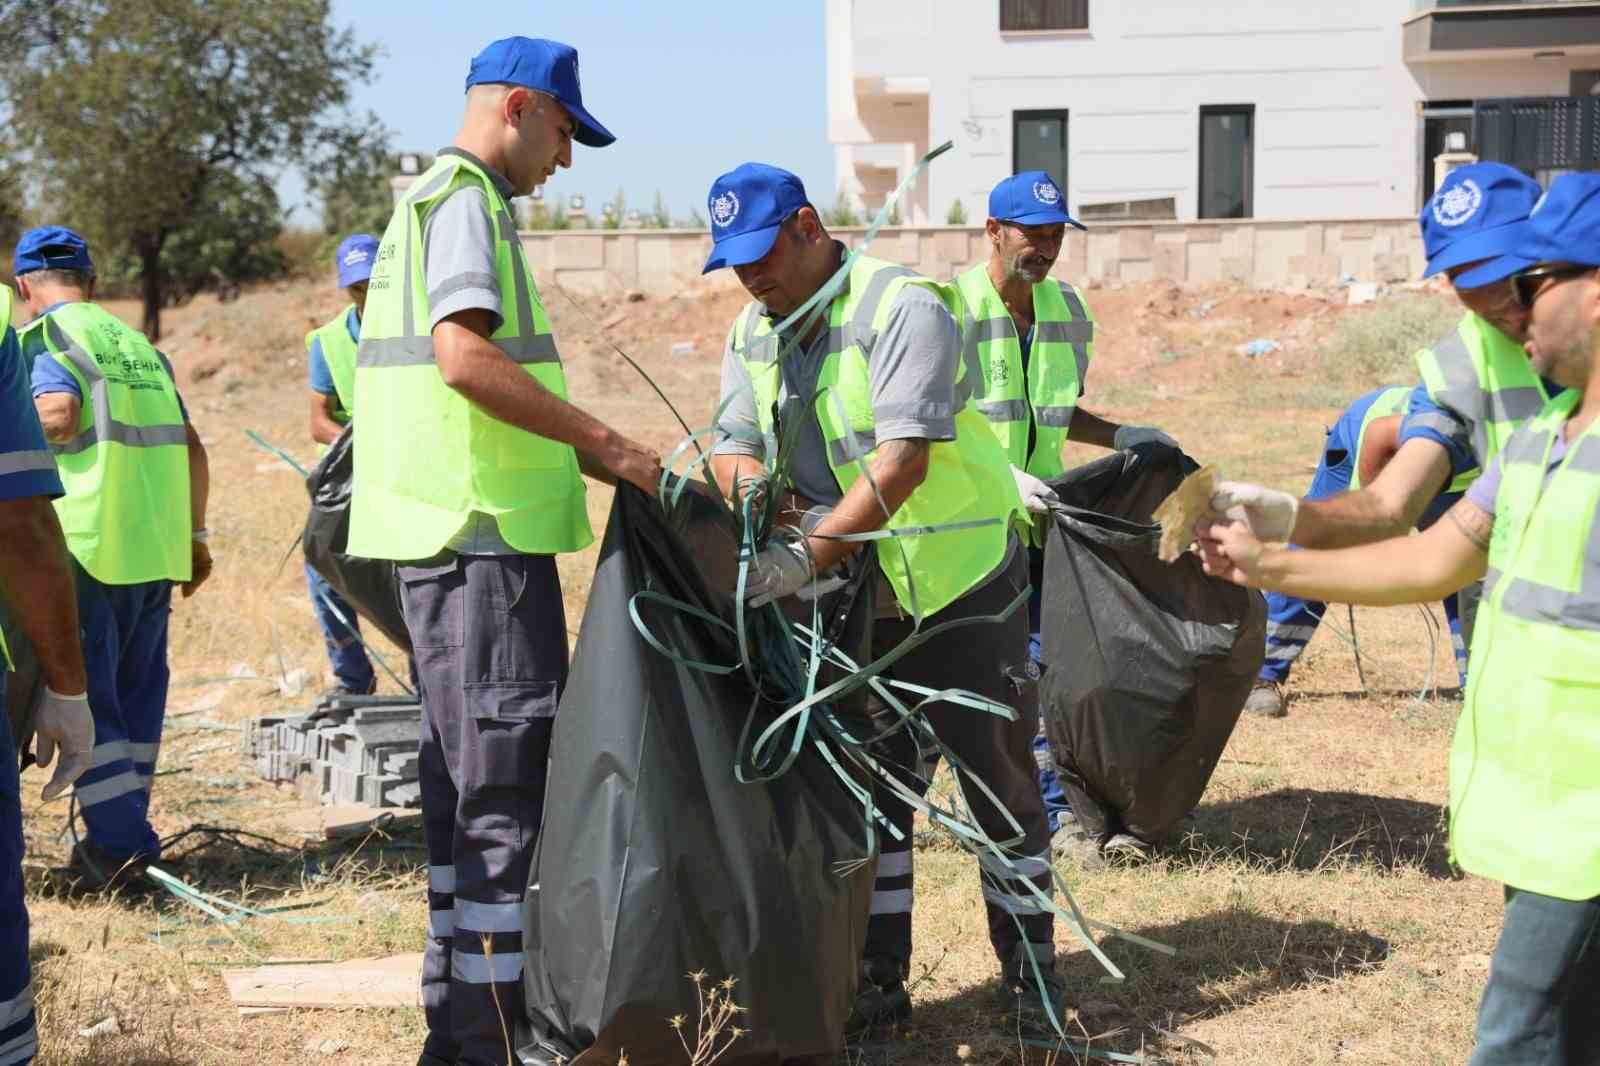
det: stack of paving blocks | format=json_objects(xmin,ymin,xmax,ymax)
[{"xmin": 243, "ymin": 694, "xmax": 422, "ymax": 808}]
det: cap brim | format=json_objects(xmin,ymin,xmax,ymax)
[
  {"xmin": 1454, "ymin": 253, "xmax": 1538, "ymax": 289},
  {"xmin": 569, "ymin": 102, "xmax": 615, "ymax": 148},
  {"xmin": 1422, "ymin": 220, "xmax": 1531, "ymax": 279},
  {"xmin": 701, "ymin": 223, "xmax": 782, "ymax": 274},
  {"xmin": 998, "ymin": 208, "xmax": 1086, "ymax": 230},
  {"xmin": 338, "ymin": 267, "xmax": 374, "ymax": 288}
]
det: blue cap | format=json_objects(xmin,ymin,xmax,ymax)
[
  {"xmin": 701, "ymin": 163, "xmax": 810, "ymax": 274},
  {"xmin": 335, "ymin": 234, "xmax": 380, "ymax": 288},
  {"xmin": 1419, "ymin": 162, "xmax": 1541, "ymax": 288},
  {"xmin": 1506, "ymin": 171, "xmax": 1600, "ymax": 272},
  {"xmin": 988, "ymin": 171, "xmax": 1085, "ymax": 229},
  {"xmin": 465, "ymin": 37, "xmax": 614, "ymax": 148},
  {"xmin": 13, "ymin": 225, "xmax": 93, "ymax": 276}
]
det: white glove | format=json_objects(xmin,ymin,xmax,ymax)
[
  {"xmin": 1210, "ymin": 481, "xmax": 1299, "ymax": 543},
  {"xmin": 33, "ymin": 686, "xmax": 95, "ymax": 802},
  {"xmin": 745, "ymin": 535, "xmax": 815, "ymax": 607},
  {"xmin": 1113, "ymin": 425, "xmax": 1179, "ymax": 451},
  {"xmin": 1011, "ymin": 466, "xmax": 1060, "ymax": 515}
]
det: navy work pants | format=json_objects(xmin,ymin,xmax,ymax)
[
  {"xmin": 1025, "ymin": 544, "xmax": 1072, "ymax": 833},
  {"xmin": 1469, "ymin": 886, "xmax": 1600, "ymax": 1065},
  {"xmin": 70, "ymin": 562, "xmax": 170, "ymax": 862},
  {"xmin": 0, "ymin": 675, "xmax": 37, "ymax": 1066},
  {"xmin": 398, "ymin": 553, "xmax": 567, "ymax": 1066},
  {"xmin": 304, "ymin": 563, "xmax": 376, "ymax": 695}
]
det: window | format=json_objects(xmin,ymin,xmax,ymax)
[
  {"xmin": 1014, "ymin": 110, "xmax": 1070, "ymax": 196},
  {"xmin": 1001, "ymin": 0, "xmax": 1089, "ymax": 32},
  {"xmin": 1198, "ymin": 105, "xmax": 1254, "ymax": 219}
]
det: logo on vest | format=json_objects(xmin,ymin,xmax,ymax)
[
  {"xmin": 1433, "ymin": 180, "xmax": 1483, "ymax": 228},
  {"xmin": 712, "ymin": 190, "xmax": 740, "ymax": 229},
  {"xmin": 1033, "ymin": 181, "xmax": 1061, "ymax": 206}
]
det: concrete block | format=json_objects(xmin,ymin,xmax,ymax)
[
  {"xmin": 1186, "ymin": 226, "xmax": 1223, "ymax": 244},
  {"xmin": 1152, "ymin": 238, "xmax": 1187, "ymax": 281},
  {"xmin": 1098, "ymin": 258, "xmax": 1121, "ymax": 282},
  {"xmin": 933, "ymin": 229, "xmax": 971, "ymax": 266},
  {"xmin": 1303, "ymin": 224, "xmax": 1325, "ymax": 256},
  {"xmin": 1187, "ymin": 241, "xmax": 1222, "ymax": 284},
  {"xmin": 553, "ymin": 234, "xmax": 605, "ymax": 270},
  {"xmin": 1337, "ymin": 238, "xmax": 1375, "ymax": 281},
  {"xmin": 1340, "ymin": 223, "xmax": 1376, "ymax": 240},
  {"xmin": 1119, "ymin": 228, "xmax": 1154, "ymax": 261},
  {"xmin": 1288, "ymin": 255, "xmax": 1340, "ymax": 283},
  {"xmin": 1221, "ymin": 256, "xmax": 1253, "ymax": 282},
  {"xmin": 1120, "ymin": 258, "xmax": 1154, "ymax": 282},
  {"xmin": 603, "ymin": 235, "xmax": 639, "ymax": 287},
  {"xmin": 1058, "ymin": 232, "xmax": 1088, "ymax": 280},
  {"xmin": 1375, "ymin": 253, "xmax": 1412, "ymax": 283}
]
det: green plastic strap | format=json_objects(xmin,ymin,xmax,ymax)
[{"xmin": 245, "ymin": 428, "xmax": 309, "ymax": 477}]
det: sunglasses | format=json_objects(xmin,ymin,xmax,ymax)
[{"xmin": 1513, "ymin": 263, "xmax": 1596, "ymax": 309}]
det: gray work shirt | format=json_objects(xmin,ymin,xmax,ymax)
[
  {"xmin": 712, "ymin": 248, "xmax": 962, "ymax": 506},
  {"xmin": 423, "ymin": 147, "xmax": 524, "ymax": 556}
]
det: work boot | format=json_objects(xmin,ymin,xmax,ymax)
[
  {"xmin": 998, "ymin": 945, "xmax": 1067, "ymax": 1028},
  {"xmin": 1052, "ymin": 823, "xmax": 1104, "ymax": 869},
  {"xmin": 845, "ymin": 955, "xmax": 912, "ymax": 1035},
  {"xmin": 1244, "ymin": 680, "xmax": 1288, "ymax": 718},
  {"xmin": 1101, "ymin": 832, "xmax": 1155, "ymax": 865},
  {"xmin": 48, "ymin": 840, "xmax": 155, "ymax": 897}
]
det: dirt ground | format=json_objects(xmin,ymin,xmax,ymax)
[{"xmin": 17, "ymin": 269, "xmax": 1498, "ymax": 1066}]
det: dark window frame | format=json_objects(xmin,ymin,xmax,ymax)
[
  {"xmin": 1013, "ymin": 109, "xmax": 1071, "ymax": 197},
  {"xmin": 1000, "ymin": 0, "xmax": 1089, "ymax": 33},
  {"xmin": 1197, "ymin": 104, "xmax": 1256, "ymax": 220}
]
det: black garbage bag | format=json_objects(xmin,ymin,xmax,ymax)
[
  {"xmin": 520, "ymin": 480, "xmax": 874, "ymax": 1066},
  {"xmin": 1040, "ymin": 444, "xmax": 1266, "ymax": 845},
  {"xmin": 2, "ymin": 602, "xmax": 43, "ymax": 766},
  {"xmin": 302, "ymin": 424, "xmax": 411, "ymax": 653}
]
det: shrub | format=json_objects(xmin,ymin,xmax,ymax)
[
  {"xmin": 946, "ymin": 198, "xmax": 969, "ymax": 225},
  {"xmin": 1321, "ymin": 293, "xmax": 1462, "ymax": 386}
]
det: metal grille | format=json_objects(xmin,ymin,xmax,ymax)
[
  {"xmin": 1474, "ymin": 96, "xmax": 1600, "ymax": 173},
  {"xmin": 1000, "ymin": 0, "xmax": 1090, "ymax": 32}
]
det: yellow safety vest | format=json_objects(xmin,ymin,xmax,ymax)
[
  {"xmin": 1451, "ymin": 390, "xmax": 1600, "ymax": 900},
  {"xmin": 308, "ymin": 304, "xmax": 359, "ymax": 422},
  {"xmin": 19, "ymin": 302, "xmax": 191, "ymax": 584},
  {"xmin": 732, "ymin": 254, "xmax": 1022, "ymax": 618},
  {"xmin": 1347, "ymin": 386, "xmax": 1411, "ymax": 492},
  {"xmin": 348, "ymin": 151, "xmax": 591, "ymax": 561},
  {"xmin": 953, "ymin": 263, "xmax": 1093, "ymax": 484}
]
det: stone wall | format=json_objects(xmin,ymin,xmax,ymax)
[{"xmin": 519, "ymin": 218, "xmax": 1425, "ymax": 295}]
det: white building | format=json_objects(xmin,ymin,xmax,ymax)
[{"xmin": 827, "ymin": 0, "xmax": 1600, "ymax": 225}]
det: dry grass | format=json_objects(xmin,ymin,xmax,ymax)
[{"xmin": 15, "ymin": 274, "xmax": 1496, "ymax": 1065}]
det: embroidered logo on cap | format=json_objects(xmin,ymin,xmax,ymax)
[
  {"xmin": 343, "ymin": 248, "xmax": 369, "ymax": 265},
  {"xmin": 1033, "ymin": 181, "xmax": 1061, "ymax": 206},
  {"xmin": 712, "ymin": 190, "xmax": 740, "ymax": 229},
  {"xmin": 1433, "ymin": 179, "xmax": 1483, "ymax": 228}
]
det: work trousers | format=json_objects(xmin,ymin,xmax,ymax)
[
  {"xmin": 1469, "ymin": 886, "xmax": 1600, "ymax": 1066},
  {"xmin": 1025, "ymin": 544, "xmax": 1071, "ymax": 834},
  {"xmin": 71, "ymin": 562, "xmax": 171, "ymax": 862},
  {"xmin": 862, "ymin": 544, "xmax": 1054, "ymax": 975},
  {"xmin": 0, "ymin": 677, "xmax": 37, "ymax": 1066},
  {"xmin": 1260, "ymin": 588, "xmax": 1467, "ymax": 688},
  {"xmin": 398, "ymin": 553, "xmax": 567, "ymax": 1066},
  {"xmin": 304, "ymin": 563, "xmax": 376, "ymax": 695}
]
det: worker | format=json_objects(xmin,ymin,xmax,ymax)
[
  {"xmin": 1247, "ymin": 385, "xmax": 1468, "ymax": 716},
  {"xmin": 305, "ymin": 233, "xmax": 379, "ymax": 698},
  {"xmin": 1208, "ymin": 163, "xmax": 1553, "ymax": 720},
  {"xmin": 345, "ymin": 38, "xmax": 661, "ymax": 1066},
  {"xmin": 703, "ymin": 162, "xmax": 1060, "ymax": 1029},
  {"xmin": 951, "ymin": 170, "xmax": 1175, "ymax": 854},
  {"xmin": 1194, "ymin": 169, "xmax": 1600, "ymax": 1066},
  {"xmin": 13, "ymin": 226, "xmax": 211, "ymax": 892},
  {"xmin": 1, "ymin": 279, "xmax": 95, "ymax": 1066}
]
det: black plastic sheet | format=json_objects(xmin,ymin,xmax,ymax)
[
  {"xmin": 302, "ymin": 425, "xmax": 411, "ymax": 653},
  {"xmin": 520, "ymin": 480, "xmax": 873, "ymax": 1066},
  {"xmin": 1040, "ymin": 445, "xmax": 1266, "ymax": 845},
  {"xmin": 2, "ymin": 602, "xmax": 43, "ymax": 766}
]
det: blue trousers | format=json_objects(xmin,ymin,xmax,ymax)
[
  {"xmin": 1027, "ymin": 545, "xmax": 1072, "ymax": 833},
  {"xmin": 1469, "ymin": 886, "xmax": 1600, "ymax": 1065},
  {"xmin": 305, "ymin": 564, "xmax": 375, "ymax": 695},
  {"xmin": 1259, "ymin": 411, "xmax": 1468, "ymax": 688},
  {"xmin": 0, "ymin": 676, "xmax": 37, "ymax": 1065},
  {"xmin": 70, "ymin": 563, "xmax": 170, "ymax": 862}
]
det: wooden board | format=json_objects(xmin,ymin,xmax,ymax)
[
  {"xmin": 281, "ymin": 803, "xmax": 422, "ymax": 841},
  {"xmin": 221, "ymin": 953, "xmax": 424, "ymax": 1009},
  {"xmin": 1151, "ymin": 465, "xmax": 1217, "ymax": 563}
]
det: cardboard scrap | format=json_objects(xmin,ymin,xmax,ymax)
[
  {"xmin": 222, "ymin": 953, "xmax": 424, "ymax": 1009},
  {"xmin": 1151, "ymin": 465, "xmax": 1217, "ymax": 563}
]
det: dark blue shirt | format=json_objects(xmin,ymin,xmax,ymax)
[{"xmin": 0, "ymin": 322, "xmax": 64, "ymax": 501}]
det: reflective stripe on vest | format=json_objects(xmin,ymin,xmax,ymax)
[
  {"xmin": 1450, "ymin": 390, "xmax": 1600, "ymax": 900},
  {"xmin": 1347, "ymin": 386, "xmax": 1410, "ymax": 492},
  {"xmin": 1415, "ymin": 312, "xmax": 1560, "ymax": 493},
  {"xmin": 954, "ymin": 264, "xmax": 1092, "ymax": 483},
  {"xmin": 21, "ymin": 304, "xmax": 191, "ymax": 584},
  {"xmin": 348, "ymin": 152, "xmax": 591, "ymax": 561},
  {"xmin": 734, "ymin": 255, "xmax": 1021, "ymax": 618}
]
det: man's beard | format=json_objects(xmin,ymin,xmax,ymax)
[{"xmin": 1007, "ymin": 251, "xmax": 1052, "ymax": 284}]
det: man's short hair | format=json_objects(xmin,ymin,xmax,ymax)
[{"xmin": 19, "ymin": 267, "xmax": 93, "ymax": 289}]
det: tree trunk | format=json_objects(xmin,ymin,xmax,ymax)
[{"xmin": 138, "ymin": 237, "xmax": 165, "ymax": 341}]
